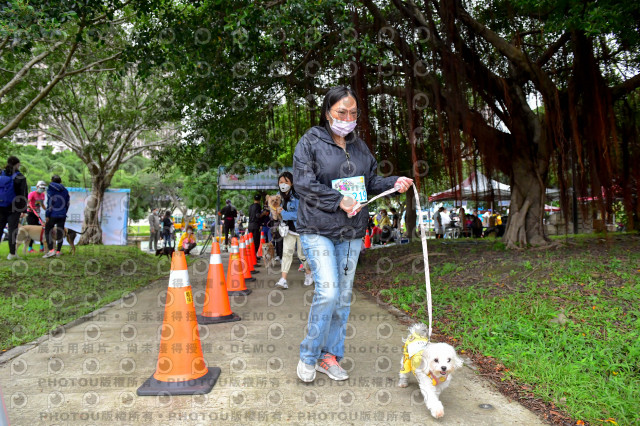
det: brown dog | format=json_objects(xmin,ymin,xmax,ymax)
[
  {"xmin": 16, "ymin": 224, "xmax": 82, "ymax": 255},
  {"xmin": 261, "ymin": 241, "xmax": 276, "ymax": 272}
]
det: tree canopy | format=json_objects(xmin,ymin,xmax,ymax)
[
  {"xmin": 130, "ymin": 0, "xmax": 640, "ymax": 246},
  {"xmin": 0, "ymin": 0, "xmax": 140, "ymax": 138}
]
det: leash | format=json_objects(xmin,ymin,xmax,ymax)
[{"xmin": 350, "ymin": 184, "xmax": 433, "ymax": 337}]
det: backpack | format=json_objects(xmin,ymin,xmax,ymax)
[{"xmin": 0, "ymin": 170, "xmax": 17, "ymax": 207}]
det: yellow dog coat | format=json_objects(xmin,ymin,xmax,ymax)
[{"xmin": 400, "ymin": 333, "xmax": 446, "ymax": 386}]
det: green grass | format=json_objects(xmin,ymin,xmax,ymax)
[
  {"xmin": 127, "ymin": 225, "xmax": 150, "ymax": 236},
  {"xmin": 0, "ymin": 243, "xmax": 169, "ymax": 351},
  {"xmin": 373, "ymin": 235, "xmax": 640, "ymax": 424}
]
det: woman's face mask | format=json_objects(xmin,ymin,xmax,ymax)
[
  {"xmin": 328, "ymin": 114, "xmax": 357, "ymax": 137},
  {"xmin": 279, "ymin": 183, "xmax": 291, "ymax": 193},
  {"xmin": 37, "ymin": 188, "xmax": 45, "ymax": 193}
]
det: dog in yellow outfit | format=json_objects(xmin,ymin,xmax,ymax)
[{"xmin": 398, "ymin": 323, "xmax": 463, "ymax": 418}]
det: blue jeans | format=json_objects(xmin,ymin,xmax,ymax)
[
  {"xmin": 163, "ymin": 231, "xmax": 172, "ymax": 248},
  {"xmin": 262, "ymin": 225, "xmax": 272, "ymax": 242},
  {"xmin": 299, "ymin": 234, "xmax": 362, "ymax": 366}
]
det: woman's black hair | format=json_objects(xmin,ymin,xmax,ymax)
[
  {"xmin": 278, "ymin": 171, "xmax": 296, "ymax": 199},
  {"xmin": 318, "ymin": 86, "xmax": 359, "ymax": 139},
  {"xmin": 5, "ymin": 156, "xmax": 19, "ymax": 175}
]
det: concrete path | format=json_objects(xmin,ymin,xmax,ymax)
[{"xmin": 0, "ymin": 251, "xmax": 544, "ymax": 425}]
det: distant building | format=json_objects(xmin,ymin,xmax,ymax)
[
  {"xmin": 11, "ymin": 125, "xmax": 68, "ymax": 153},
  {"xmin": 11, "ymin": 123, "xmax": 175, "ymax": 158}
]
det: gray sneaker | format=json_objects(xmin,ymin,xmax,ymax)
[
  {"xmin": 275, "ymin": 277, "xmax": 288, "ymax": 289},
  {"xmin": 43, "ymin": 250, "xmax": 56, "ymax": 259},
  {"xmin": 303, "ymin": 273, "xmax": 313, "ymax": 286},
  {"xmin": 297, "ymin": 360, "xmax": 316, "ymax": 382},
  {"xmin": 315, "ymin": 353, "xmax": 349, "ymax": 381}
]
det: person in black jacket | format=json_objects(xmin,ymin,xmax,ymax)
[
  {"xmin": 219, "ymin": 199, "xmax": 237, "ymax": 248},
  {"xmin": 294, "ymin": 86, "xmax": 413, "ymax": 383},
  {"xmin": 161, "ymin": 211, "xmax": 173, "ymax": 248},
  {"xmin": 0, "ymin": 156, "xmax": 28, "ymax": 260},
  {"xmin": 248, "ymin": 194, "xmax": 268, "ymax": 258},
  {"xmin": 42, "ymin": 175, "xmax": 70, "ymax": 258}
]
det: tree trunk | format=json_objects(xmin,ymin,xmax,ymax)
[
  {"xmin": 503, "ymin": 154, "xmax": 549, "ymax": 248},
  {"xmin": 78, "ymin": 177, "xmax": 108, "ymax": 245}
]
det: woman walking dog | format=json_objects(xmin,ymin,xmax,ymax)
[{"xmin": 293, "ymin": 86, "xmax": 413, "ymax": 382}]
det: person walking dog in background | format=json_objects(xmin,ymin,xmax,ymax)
[
  {"xmin": 43, "ymin": 175, "xmax": 70, "ymax": 258},
  {"xmin": 293, "ymin": 86, "xmax": 413, "ymax": 383},
  {"xmin": 26, "ymin": 180, "xmax": 47, "ymax": 252},
  {"xmin": 0, "ymin": 156, "xmax": 28, "ymax": 260}
]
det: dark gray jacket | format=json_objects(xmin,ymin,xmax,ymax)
[{"xmin": 293, "ymin": 126, "xmax": 398, "ymax": 240}]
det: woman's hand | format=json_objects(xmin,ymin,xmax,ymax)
[
  {"xmin": 394, "ymin": 176, "xmax": 414, "ymax": 193},
  {"xmin": 339, "ymin": 196, "xmax": 357, "ymax": 215}
]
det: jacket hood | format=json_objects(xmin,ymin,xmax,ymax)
[{"xmin": 48, "ymin": 182, "xmax": 66, "ymax": 193}]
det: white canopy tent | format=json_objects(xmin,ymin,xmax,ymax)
[
  {"xmin": 429, "ymin": 172, "xmax": 562, "ymax": 205},
  {"xmin": 429, "ymin": 172, "xmax": 511, "ymax": 202}
]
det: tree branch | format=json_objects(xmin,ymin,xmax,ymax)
[
  {"xmin": 536, "ymin": 32, "xmax": 570, "ymax": 67},
  {"xmin": 62, "ymin": 52, "xmax": 122, "ymax": 77},
  {"xmin": 454, "ymin": 0, "xmax": 558, "ymax": 97},
  {"xmin": 611, "ymin": 73, "xmax": 640, "ymax": 100},
  {"xmin": 0, "ymin": 34, "xmax": 10, "ymax": 55},
  {"xmin": 0, "ymin": 40, "xmax": 66, "ymax": 100},
  {"xmin": 0, "ymin": 40, "xmax": 80, "ymax": 139}
]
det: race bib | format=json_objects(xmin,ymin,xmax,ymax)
[{"xmin": 331, "ymin": 176, "xmax": 367, "ymax": 203}]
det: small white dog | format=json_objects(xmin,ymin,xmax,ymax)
[{"xmin": 398, "ymin": 323, "xmax": 463, "ymax": 418}]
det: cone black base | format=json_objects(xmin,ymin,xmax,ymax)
[
  {"xmin": 136, "ymin": 368, "xmax": 221, "ymax": 396},
  {"xmin": 228, "ymin": 289, "xmax": 252, "ymax": 296},
  {"xmin": 251, "ymin": 270, "xmax": 260, "ymax": 274},
  {"xmin": 197, "ymin": 312, "xmax": 241, "ymax": 324},
  {"xmin": 244, "ymin": 277, "xmax": 256, "ymax": 282}
]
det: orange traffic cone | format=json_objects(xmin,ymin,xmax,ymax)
[
  {"xmin": 197, "ymin": 241, "xmax": 241, "ymax": 324},
  {"xmin": 245, "ymin": 232, "xmax": 260, "ymax": 275},
  {"xmin": 244, "ymin": 234, "xmax": 258, "ymax": 275},
  {"xmin": 226, "ymin": 238, "xmax": 252, "ymax": 296},
  {"xmin": 239, "ymin": 236, "xmax": 256, "ymax": 282},
  {"xmin": 257, "ymin": 231, "xmax": 265, "ymax": 258},
  {"xmin": 248, "ymin": 234, "xmax": 259, "ymax": 269},
  {"xmin": 244, "ymin": 233, "xmax": 258, "ymax": 273},
  {"xmin": 364, "ymin": 228, "xmax": 372, "ymax": 249},
  {"xmin": 137, "ymin": 251, "xmax": 220, "ymax": 396}
]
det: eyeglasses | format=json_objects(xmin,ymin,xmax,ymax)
[{"xmin": 331, "ymin": 108, "xmax": 360, "ymax": 121}]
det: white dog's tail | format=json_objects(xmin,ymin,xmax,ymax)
[{"xmin": 408, "ymin": 322, "xmax": 429, "ymax": 338}]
